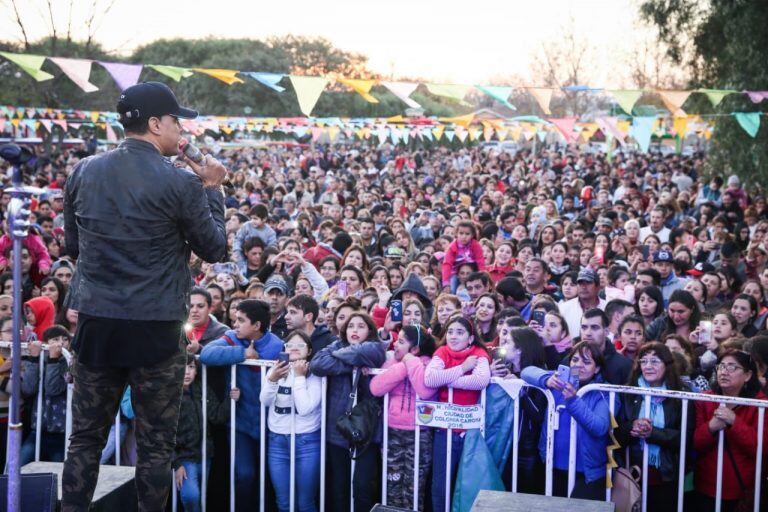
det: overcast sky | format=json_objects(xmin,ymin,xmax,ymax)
[{"xmin": 1, "ymin": 0, "xmax": 651, "ymax": 86}]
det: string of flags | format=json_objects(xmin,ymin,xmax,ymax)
[
  {"xmin": 1, "ymin": 51, "xmax": 767, "ymax": 120},
  {"xmin": 1, "ymin": 104, "xmax": 764, "ymax": 150}
]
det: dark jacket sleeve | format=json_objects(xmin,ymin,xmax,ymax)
[
  {"xmin": 206, "ymin": 384, "xmax": 229, "ymax": 426},
  {"xmin": 20, "ymin": 359, "xmax": 40, "ymax": 397},
  {"xmin": 176, "ymin": 172, "xmax": 227, "ymax": 263},
  {"xmin": 44, "ymin": 357, "xmax": 68, "ymax": 397},
  {"xmin": 332, "ymin": 341, "xmax": 387, "ymax": 369},
  {"xmin": 63, "ymin": 161, "xmax": 85, "ymax": 259}
]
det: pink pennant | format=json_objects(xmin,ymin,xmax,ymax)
[
  {"xmin": 746, "ymin": 91, "xmax": 768, "ymax": 103},
  {"xmin": 50, "ymin": 57, "xmax": 99, "ymax": 93},
  {"xmin": 550, "ymin": 117, "xmax": 578, "ymax": 144},
  {"xmin": 99, "ymin": 61, "xmax": 143, "ymax": 91}
]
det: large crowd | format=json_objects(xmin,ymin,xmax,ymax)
[{"xmin": 1, "ymin": 138, "xmax": 768, "ymax": 512}]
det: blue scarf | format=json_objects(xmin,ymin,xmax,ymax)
[{"xmin": 638, "ymin": 377, "xmax": 666, "ymax": 468}]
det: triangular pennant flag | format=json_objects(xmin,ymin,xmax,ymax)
[
  {"xmin": 147, "ymin": 65, "xmax": 193, "ymax": 82},
  {"xmin": 630, "ymin": 116, "xmax": 656, "ymax": 152},
  {"xmin": 496, "ymin": 128, "xmax": 508, "ymax": 141},
  {"xmin": 243, "ymin": 72, "xmax": 285, "ymax": 92},
  {"xmin": 444, "ymin": 130, "xmax": 455, "ymax": 142},
  {"xmin": 389, "ymin": 128, "xmax": 400, "ymax": 144},
  {"xmin": 52, "ymin": 119, "xmax": 68, "ymax": 131},
  {"xmin": 476, "ymin": 85, "xmax": 516, "ymax": 110},
  {"xmin": 289, "ymin": 76, "xmax": 329, "ymax": 117},
  {"xmin": 526, "ymin": 87, "xmax": 554, "ymax": 115},
  {"xmin": 537, "ymin": 130, "xmax": 547, "ymax": 142},
  {"xmin": 425, "ymin": 83, "xmax": 472, "ymax": 106},
  {"xmin": 696, "ymin": 89, "xmax": 736, "ymax": 108},
  {"xmin": 733, "ymin": 112, "xmax": 761, "ymax": 138},
  {"xmin": 310, "ymin": 126, "xmax": 323, "ymax": 142},
  {"xmin": 98, "ymin": 61, "xmax": 143, "ymax": 90},
  {"xmin": 0, "ymin": 52, "xmax": 54, "ymax": 81},
  {"xmin": 381, "ymin": 81, "xmax": 421, "ymax": 109},
  {"xmin": 439, "ymin": 113, "xmax": 475, "ymax": 128},
  {"xmin": 432, "ymin": 125, "xmax": 444, "ymax": 140},
  {"xmin": 596, "ymin": 117, "xmax": 626, "ymax": 144},
  {"xmin": 550, "ymin": 117, "xmax": 578, "ymax": 143},
  {"xmin": 745, "ymin": 91, "xmax": 768, "ymax": 103},
  {"xmin": 90, "ymin": 111, "xmax": 100, "ymax": 123},
  {"xmin": 193, "ymin": 68, "xmax": 244, "ymax": 85},
  {"xmin": 401, "ymin": 128, "xmax": 410, "ymax": 145},
  {"xmin": 40, "ymin": 119, "xmax": 52, "ymax": 132},
  {"xmin": 338, "ymin": 78, "xmax": 379, "ymax": 103},
  {"xmin": 607, "ymin": 90, "xmax": 643, "ymax": 115},
  {"xmin": 0, "ymin": 119, "xmax": 5, "ymax": 133},
  {"xmin": 468, "ymin": 127, "xmax": 481, "ymax": 141},
  {"xmin": 422, "ymin": 128, "xmax": 433, "ymax": 141},
  {"xmin": 657, "ymin": 90, "xmax": 691, "ymax": 116},
  {"xmin": 673, "ymin": 116, "xmax": 689, "ymax": 137},
  {"xmin": 482, "ymin": 127, "xmax": 494, "ymax": 142},
  {"xmin": 50, "ymin": 57, "xmax": 98, "ymax": 92},
  {"xmin": 327, "ymin": 126, "xmax": 340, "ymax": 141},
  {"xmin": 456, "ymin": 130, "xmax": 468, "ymax": 143}
]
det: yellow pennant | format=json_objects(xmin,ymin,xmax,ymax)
[
  {"xmin": 338, "ymin": 78, "xmax": 379, "ymax": 103},
  {"xmin": 193, "ymin": 68, "xmax": 244, "ymax": 85}
]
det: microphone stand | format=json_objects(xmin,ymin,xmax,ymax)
[{"xmin": 0, "ymin": 144, "xmax": 34, "ymax": 512}]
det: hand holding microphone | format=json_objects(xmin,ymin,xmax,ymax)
[{"xmin": 179, "ymin": 138, "xmax": 226, "ymax": 189}]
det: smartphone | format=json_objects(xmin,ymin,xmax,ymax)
[
  {"xmin": 594, "ymin": 246, "xmax": 605, "ymax": 264},
  {"xmin": 531, "ymin": 310, "xmax": 545, "ymax": 326},
  {"xmin": 213, "ymin": 262, "xmax": 236, "ymax": 274},
  {"xmin": 336, "ymin": 280, "xmax": 348, "ymax": 298},
  {"xmin": 390, "ymin": 300, "xmax": 403, "ymax": 322},
  {"xmin": 556, "ymin": 364, "xmax": 571, "ymax": 384},
  {"xmin": 699, "ymin": 320, "xmax": 713, "ymax": 345},
  {"xmin": 491, "ymin": 346, "xmax": 507, "ymax": 362},
  {"xmin": 569, "ymin": 367, "xmax": 581, "ymax": 389},
  {"xmin": 641, "ymin": 245, "xmax": 651, "ymax": 260},
  {"xmin": 277, "ymin": 352, "xmax": 290, "ymax": 364}
]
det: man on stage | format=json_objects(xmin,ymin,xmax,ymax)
[{"xmin": 61, "ymin": 82, "xmax": 227, "ymax": 511}]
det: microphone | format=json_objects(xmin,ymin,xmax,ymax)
[{"xmin": 178, "ymin": 138, "xmax": 205, "ymax": 164}]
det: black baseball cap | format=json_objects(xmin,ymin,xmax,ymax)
[{"xmin": 117, "ymin": 81, "xmax": 197, "ymax": 122}]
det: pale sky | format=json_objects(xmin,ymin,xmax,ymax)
[{"xmin": 1, "ymin": 0, "xmax": 650, "ymax": 86}]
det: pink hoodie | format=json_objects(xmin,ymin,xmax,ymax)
[{"xmin": 369, "ymin": 355, "xmax": 437, "ymax": 430}]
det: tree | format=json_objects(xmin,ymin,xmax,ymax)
[{"xmin": 640, "ymin": 0, "xmax": 768, "ymax": 184}]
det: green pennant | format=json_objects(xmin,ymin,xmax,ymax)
[
  {"xmin": 0, "ymin": 52, "xmax": 54, "ymax": 81},
  {"xmin": 147, "ymin": 64, "xmax": 193, "ymax": 82},
  {"xmin": 733, "ymin": 112, "xmax": 761, "ymax": 138},
  {"xmin": 697, "ymin": 89, "xmax": 737, "ymax": 107},
  {"xmin": 476, "ymin": 85, "xmax": 516, "ymax": 110},
  {"xmin": 607, "ymin": 90, "xmax": 643, "ymax": 115}
]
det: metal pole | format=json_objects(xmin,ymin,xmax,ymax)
[
  {"xmin": 381, "ymin": 392, "xmax": 389, "ymax": 506},
  {"xmin": 202, "ymin": 364, "xmax": 207, "ymax": 512},
  {"xmin": 230, "ymin": 365, "xmax": 237, "ymax": 512},
  {"xmin": 34, "ymin": 350, "xmax": 44, "ymax": 462}
]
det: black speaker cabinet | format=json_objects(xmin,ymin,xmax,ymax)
[{"xmin": 0, "ymin": 473, "xmax": 57, "ymax": 512}]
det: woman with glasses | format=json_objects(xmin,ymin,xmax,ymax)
[
  {"xmin": 616, "ymin": 342, "xmax": 694, "ymax": 512},
  {"xmin": 693, "ymin": 350, "xmax": 767, "ymax": 511}
]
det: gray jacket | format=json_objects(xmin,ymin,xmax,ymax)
[{"xmin": 64, "ymin": 138, "xmax": 227, "ymax": 321}]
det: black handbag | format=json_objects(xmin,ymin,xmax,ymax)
[{"xmin": 335, "ymin": 368, "xmax": 381, "ymax": 458}]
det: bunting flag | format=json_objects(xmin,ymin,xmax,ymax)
[
  {"xmin": 425, "ymin": 83, "xmax": 472, "ymax": 106},
  {"xmin": 289, "ymin": 76, "xmax": 329, "ymax": 117},
  {"xmin": 193, "ymin": 68, "xmax": 244, "ymax": 85},
  {"xmin": 550, "ymin": 117, "xmax": 578, "ymax": 143},
  {"xmin": 439, "ymin": 113, "xmax": 474, "ymax": 128},
  {"xmin": 733, "ymin": 112, "xmax": 760, "ymax": 138},
  {"xmin": 746, "ymin": 91, "xmax": 768, "ymax": 103},
  {"xmin": 476, "ymin": 85, "xmax": 516, "ymax": 110},
  {"xmin": 432, "ymin": 125, "xmax": 445, "ymax": 140},
  {"xmin": 243, "ymin": 72, "xmax": 285, "ymax": 92},
  {"xmin": 444, "ymin": 130, "xmax": 455, "ymax": 141},
  {"xmin": 657, "ymin": 90, "xmax": 691, "ymax": 116},
  {"xmin": 381, "ymin": 81, "xmax": 421, "ymax": 109},
  {"xmin": 697, "ymin": 89, "xmax": 736, "ymax": 108},
  {"xmin": 526, "ymin": 87, "xmax": 554, "ymax": 115},
  {"xmin": 630, "ymin": 116, "xmax": 656, "ymax": 152},
  {"xmin": 607, "ymin": 90, "xmax": 643, "ymax": 115},
  {"xmin": 0, "ymin": 52, "xmax": 54, "ymax": 81},
  {"xmin": 147, "ymin": 64, "xmax": 194, "ymax": 82},
  {"xmin": 49, "ymin": 57, "xmax": 98, "ymax": 92},
  {"xmin": 673, "ymin": 116, "xmax": 689, "ymax": 137},
  {"xmin": 98, "ymin": 62, "xmax": 143, "ymax": 91},
  {"xmin": 337, "ymin": 78, "xmax": 379, "ymax": 103}
]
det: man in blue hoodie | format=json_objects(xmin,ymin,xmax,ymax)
[{"xmin": 200, "ymin": 299, "xmax": 283, "ymax": 512}]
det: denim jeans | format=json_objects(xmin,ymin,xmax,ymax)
[
  {"xmin": 431, "ymin": 430, "xmax": 464, "ymax": 512},
  {"xmin": 99, "ymin": 419, "xmax": 128, "ymax": 464},
  {"xmin": 20, "ymin": 431, "xmax": 65, "ymax": 465},
  {"xmin": 178, "ymin": 459, "xmax": 210, "ymax": 512},
  {"xmin": 234, "ymin": 430, "xmax": 262, "ymax": 512},
  {"xmin": 268, "ymin": 430, "xmax": 321, "ymax": 512}
]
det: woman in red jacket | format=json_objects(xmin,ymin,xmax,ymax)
[{"xmin": 693, "ymin": 350, "xmax": 768, "ymax": 511}]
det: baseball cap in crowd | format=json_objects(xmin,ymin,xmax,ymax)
[
  {"xmin": 47, "ymin": 189, "xmax": 64, "ymax": 201},
  {"xmin": 576, "ymin": 268, "xmax": 599, "ymax": 285},
  {"xmin": 653, "ymin": 250, "xmax": 673, "ymax": 263},
  {"xmin": 687, "ymin": 261, "xmax": 715, "ymax": 277},
  {"xmin": 264, "ymin": 275, "xmax": 290, "ymax": 296},
  {"xmin": 51, "ymin": 259, "xmax": 74, "ymax": 274},
  {"xmin": 596, "ymin": 217, "xmax": 613, "ymax": 228},
  {"xmin": 117, "ymin": 82, "xmax": 198, "ymax": 123}
]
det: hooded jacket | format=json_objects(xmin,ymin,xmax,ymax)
[
  {"xmin": 372, "ymin": 273, "xmax": 434, "ymax": 329},
  {"xmin": 173, "ymin": 377, "xmax": 229, "ymax": 469},
  {"xmin": 25, "ymin": 296, "xmax": 56, "ymax": 341}
]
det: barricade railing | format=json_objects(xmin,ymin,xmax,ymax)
[
  {"xmin": 170, "ymin": 359, "xmax": 558, "ymax": 512},
  {"xmin": 568, "ymin": 383, "xmax": 768, "ymax": 512}
]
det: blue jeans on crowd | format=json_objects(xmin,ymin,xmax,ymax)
[
  {"xmin": 234, "ymin": 430, "xmax": 262, "ymax": 512},
  {"xmin": 431, "ymin": 429, "xmax": 465, "ymax": 512},
  {"xmin": 20, "ymin": 432, "xmax": 65, "ymax": 466},
  {"xmin": 177, "ymin": 459, "xmax": 211, "ymax": 512},
  {"xmin": 268, "ymin": 430, "xmax": 321, "ymax": 512},
  {"xmin": 99, "ymin": 419, "xmax": 128, "ymax": 464}
]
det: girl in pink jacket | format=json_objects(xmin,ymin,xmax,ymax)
[
  {"xmin": 441, "ymin": 221, "xmax": 486, "ymax": 292},
  {"xmin": 370, "ymin": 324, "xmax": 437, "ymax": 510}
]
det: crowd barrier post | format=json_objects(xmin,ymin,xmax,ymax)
[
  {"xmin": 380, "ymin": 387, "xmax": 389, "ymax": 506},
  {"xmin": 64, "ymin": 383, "xmax": 73, "ymax": 460},
  {"xmin": 201, "ymin": 363, "xmax": 207, "ymax": 512},
  {"xmin": 259, "ymin": 367, "xmax": 267, "ymax": 512},
  {"xmin": 319, "ymin": 376, "xmax": 327, "ymax": 512},
  {"xmin": 567, "ymin": 383, "xmax": 768, "ymax": 512},
  {"xmin": 229, "ymin": 364, "xmax": 236, "ymax": 512},
  {"xmin": 114, "ymin": 410, "xmax": 121, "ymax": 466},
  {"xmin": 171, "ymin": 470, "xmax": 177, "ymax": 512},
  {"xmin": 445, "ymin": 386, "xmax": 454, "ymax": 512},
  {"xmin": 350, "ymin": 367, "xmax": 358, "ymax": 512},
  {"xmin": 34, "ymin": 350, "xmax": 44, "ymax": 462},
  {"xmin": 412, "ymin": 391, "xmax": 421, "ymax": 511}
]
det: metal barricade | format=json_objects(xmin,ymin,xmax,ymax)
[{"xmin": 567, "ymin": 383, "xmax": 768, "ymax": 512}]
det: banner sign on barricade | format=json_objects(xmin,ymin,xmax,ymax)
[{"xmin": 415, "ymin": 401, "xmax": 484, "ymax": 430}]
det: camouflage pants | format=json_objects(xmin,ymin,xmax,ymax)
[
  {"xmin": 61, "ymin": 344, "xmax": 186, "ymax": 512},
  {"xmin": 386, "ymin": 427, "xmax": 432, "ymax": 510}
]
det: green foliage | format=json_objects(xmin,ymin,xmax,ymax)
[
  {"xmin": 640, "ymin": 0, "xmax": 768, "ymax": 184},
  {"xmin": 0, "ymin": 35, "xmax": 465, "ymax": 118}
]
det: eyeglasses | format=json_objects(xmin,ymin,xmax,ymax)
[
  {"xmin": 284, "ymin": 343, "xmax": 307, "ymax": 350},
  {"xmin": 639, "ymin": 358, "xmax": 664, "ymax": 367},
  {"xmin": 716, "ymin": 362, "xmax": 744, "ymax": 373}
]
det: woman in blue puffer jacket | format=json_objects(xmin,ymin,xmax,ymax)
[{"xmin": 522, "ymin": 341, "xmax": 615, "ymax": 501}]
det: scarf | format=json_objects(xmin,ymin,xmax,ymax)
[
  {"xmin": 552, "ymin": 335, "xmax": 572, "ymax": 354},
  {"xmin": 638, "ymin": 376, "xmax": 666, "ymax": 468}
]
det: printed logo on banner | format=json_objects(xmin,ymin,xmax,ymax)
[{"xmin": 415, "ymin": 400, "xmax": 484, "ymax": 430}]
